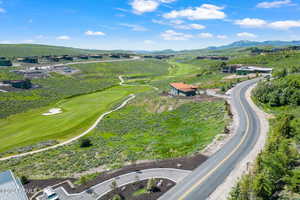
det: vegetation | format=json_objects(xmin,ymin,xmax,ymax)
[
  {"xmin": 0, "ymin": 85, "xmax": 148, "ymax": 154},
  {"xmin": 0, "ymin": 44, "xmax": 132, "ymax": 58},
  {"xmin": 229, "ymin": 74, "xmax": 300, "ymax": 200},
  {"xmin": 253, "ymin": 74, "xmax": 300, "ymax": 107},
  {"xmin": 80, "ymin": 138, "xmax": 93, "ymax": 148}
]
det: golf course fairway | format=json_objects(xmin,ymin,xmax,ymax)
[{"xmin": 0, "ymin": 85, "xmax": 149, "ymax": 154}]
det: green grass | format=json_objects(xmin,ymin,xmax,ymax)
[
  {"xmin": 0, "ymin": 44, "xmax": 132, "ymax": 58},
  {"xmin": 0, "ymin": 94, "xmax": 227, "ymax": 178},
  {"xmin": 133, "ymin": 188, "xmax": 148, "ymax": 196},
  {"xmin": 0, "ymin": 85, "xmax": 149, "ymax": 154}
]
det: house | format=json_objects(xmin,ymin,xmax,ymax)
[
  {"xmin": 0, "ymin": 170, "xmax": 29, "ymax": 200},
  {"xmin": 3, "ymin": 80, "xmax": 32, "ymax": 89},
  {"xmin": 222, "ymin": 64, "xmax": 243, "ymax": 73},
  {"xmin": 236, "ymin": 66, "xmax": 273, "ymax": 75},
  {"xmin": 197, "ymin": 56, "xmax": 229, "ymax": 61},
  {"xmin": 170, "ymin": 82, "xmax": 198, "ymax": 96},
  {"xmin": 18, "ymin": 57, "xmax": 39, "ymax": 64},
  {"xmin": 90, "ymin": 55, "xmax": 103, "ymax": 59},
  {"xmin": 0, "ymin": 58, "xmax": 12, "ymax": 66},
  {"xmin": 79, "ymin": 55, "xmax": 89, "ymax": 59}
]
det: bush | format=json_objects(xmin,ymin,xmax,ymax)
[
  {"xmin": 80, "ymin": 138, "xmax": 92, "ymax": 148},
  {"xmin": 20, "ymin": 176, "xmax": 29, "ymax": 185},
  {"xmin": 112, "ymin": 194, "xmax": 122, "ymax": 200}
]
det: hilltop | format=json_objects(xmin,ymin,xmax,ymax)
[{"xmin": 0, "ymin": 44, "xmax": 133, "ymax": 57}]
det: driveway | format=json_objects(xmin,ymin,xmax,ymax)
[{"xmin": 36, "ymin": 168, "xmax": 191, "ymax": 200}]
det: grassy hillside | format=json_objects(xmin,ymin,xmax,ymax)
[{"xmin": 0, "ymin": 44, "xmax": 132, "ymax": 57}]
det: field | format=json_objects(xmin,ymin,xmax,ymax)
[
  {"xmin": 0, "ymin": 85, "xmax": 149, "ymax": 154},
  {"xmin": 0, "ymin": 56, "xmax": 230, "ymax": 179},
  {"xmin": 0, "ymin": 93, "xmax": 227, "ymax": 178}
]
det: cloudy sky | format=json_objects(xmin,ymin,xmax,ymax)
[{"xmin": 0, "ymin": 0, "xmax": 300, "ymax": 50}]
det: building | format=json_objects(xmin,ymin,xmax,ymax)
[
  {"xmin": 197, "ymin": 56, "xmax": 229, "ymax": 61},
  {"xmin": 3, "ymin": 80, "xmax": 32, "ymax": 89},
  {"xmin": 90, "ymin": 55, "xmax": 103, "ymax": 59},
  {"xmin": 170, "ymin": 82, "xmax": 198, "ymax": 96},
  {"xmin": 236, "ymin": 66, "xmax": 273, "ymax": 75},
  {"xmin": 222, "ymin": 64, "xmax": 243, "ymax": 73},
  {"xmin": 0, "ymin": 58, "xmax": 12, "ymax": 66},
  {"xmin": 18, "ymin": 57, "xmax": 39, "ymax": 64},
  {"xmin": 0, "ymin": 170, "xmax": 29, "ymax": 200}
]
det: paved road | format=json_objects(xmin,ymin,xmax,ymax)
[
  {"xmin": 36, "ymin": 168, "xmax": 191, "ymax": 200},
  {"xmin": 159, "ymin": 78, "xmax": 261, "ymax": 200}
]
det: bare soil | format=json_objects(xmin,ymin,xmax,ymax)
[
  {"xmin": 27, "ymin": 154, "xmax": 207, "ymax": 199},
  {"xmin": 100, "ymin": 179, "xmax": 175, "ymax": 200}
]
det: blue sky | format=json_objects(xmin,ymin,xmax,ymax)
[{"xmin": 0, "ymin": 0, "xmax": 300, "ymax": 50}]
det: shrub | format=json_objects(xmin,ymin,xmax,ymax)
[
  {"xmin": 20, "ymin": 176, "xmax": 29, "ymax": 185},
  {"xmin": 80, "ymin": 138, "xmax": 92, "ymax": 148}
]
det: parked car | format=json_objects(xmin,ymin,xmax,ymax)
[{"xmin": 43, "ymin": 187, "xmax": 59, "ymax": 200}]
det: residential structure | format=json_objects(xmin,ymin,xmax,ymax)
[
  {"xmin": 197, "ymin": 56, "xmax": 229, "ymax": 61},
  {"xmin": 222, "ymin": 64, "xmax": 242, "ymax": 73},
  {"xmin": 0, "ymin": 170, "xmax": 28, "ymax": 200},
  {"xmin": 170, "ymin": 82, "xmax": 198, "ymax": 96},
  {"xmin": 0, "ymin": 58, "xmax": 12, "ymax": 66},
  {"xmin": 236, "ymin": 66, "xmax": 273, "ymax": 75},
  {"xmin": 3, "ymin": 80, "xmax": 32, "ymax": 89}
]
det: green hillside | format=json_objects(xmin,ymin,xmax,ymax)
[{"xmin": 0, "ymin": 44, "xmax": 132, "ymax": 57}]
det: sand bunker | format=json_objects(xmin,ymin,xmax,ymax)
[{"xmin": 42, "ymin": 108, "xmax": 62, "ymax": 116}]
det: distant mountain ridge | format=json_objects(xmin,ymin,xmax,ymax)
[{"xmin": 207, "ymin": 40, "xmax": 300, "ymax": 50}]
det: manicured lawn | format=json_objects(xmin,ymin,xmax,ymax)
[{"xmin": 0, "ymin": 85, "xmax": 149, "ymax": 154}]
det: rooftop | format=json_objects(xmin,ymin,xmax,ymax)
[
  {"xmin": 170, "ymin": 82, "xmax": 198, "ymax": 92},
  {"xmin": 0, "ymin": 170, "xmax": 28, "ymax": 200}
]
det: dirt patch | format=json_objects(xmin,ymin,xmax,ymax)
[
  {"xmin": 100, "ymin": 179, "xmax": 175, "ymax": 200},
  {"xmin": 27, "ymin": 154, "xmax": 207, "ymax": 199}
]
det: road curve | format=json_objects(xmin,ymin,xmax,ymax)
[{"xmin": 159, "ymin": 78, "xmax": 261, "ymax": 200}]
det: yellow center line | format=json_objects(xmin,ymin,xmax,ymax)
[{"xmin": 179, "ymin": 85, "xmax": 251, "ymax": 200}]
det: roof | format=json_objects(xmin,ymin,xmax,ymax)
[
  {"xmin": 170, "ymin": 82, "xmax": 198, "ymax": 92},
  {"xmin": 237, "ymin": 66, "xmax": 273, "ymax": 72},
  {"xmin": 0, "ymin": 170, "xmax": 28, "ymax": 200}
]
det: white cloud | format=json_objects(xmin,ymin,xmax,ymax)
[
  {"xmin": 175, "ymin": 23, "xmax": 206, "ymax": 30},
  {"xmin": 268, "ymin": 20, "xmax": 300, "ymax": 29},
  {"xmin": 170, "ymin": 19, "xmax": 184, "ymax": 25},
  {"xmin": 23, "ymin": 40, "xmax": 35, "ymax": 43},
  {"xmin": 163, "ymin": 4, "xmax": 226, "ymax": 20},
  {"xmin": 237, "ymin": 32, "xmax": 257, "ymax": 38},
  {"xmin": 144, "ymin": 40, "xmax": 155, "ymax": 44},
  {"xmin": 235, "ymin": 18, "xmax": 267, "ymax": 28},
  {"xmin": 217, "ymin": 35, "xmax": 228, "ymax": 39},
  {"xmin": 85, "ymin": 30, "xmax": 105, "ymax": 36},
  {"xmin": 257, "ymin": 0, "xmax": 293, "ymax": 8},
  {"xmin": 130, "ymin": 0, "xmax": 175, "ymax": 14},
  {"xmin": 56, "ymin": 35, "xmax": 71, "ymax": 40},
  {"xmin": 0, "ymin": 8, "xmax": 5, "ymax": 13},
  {"xmin": 161, "ymin": 30, "xmax": 193, "ymax": 40},
  {"xmin": 0, "ymin": 40, "xmax": 11, "ymax": 44},
  {"xmin": 198, "ymin": 32, "xmax": 214, "ymax": 38},
  {"xmin": 120, "ymin": 24, "xmax": 148, "ymax": 31}
]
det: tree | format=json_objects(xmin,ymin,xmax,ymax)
[
  {"xmin": 146, "ymin": 178, "xmax": 156, "ymax": 192},
  {"xmin": 110, "ymin": 180, "xmax": 118, "ymax": 191},
  {"xmin": 20, "ymin": 176, "xmax": 29, "ymax": 185},
  {"xmin": 253, "ymin": 172, "xmax": 274, "ymax": 199},
  {"xmin": 80, "ymin": 138, "xmax": 92, "ymax": 148},
  {"xmin": 112, "ymin": 194, "xmax": 122, "ymax": 200}
]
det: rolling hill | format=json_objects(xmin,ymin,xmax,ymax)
[{"xmin": 0, "ymin": 44, "xmax": 132, "ymax": 57}]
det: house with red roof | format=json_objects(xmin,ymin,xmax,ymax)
[{"xmin": 170, "ymin": 82, "xmax": 198, "ymax": 96}]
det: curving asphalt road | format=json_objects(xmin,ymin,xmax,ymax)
[{"xmin": 159, "ymin": 78, "xmax": 261, "ymax": 200}]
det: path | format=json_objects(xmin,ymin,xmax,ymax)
[{"xmin": 35, "ymin": 168, "xmax": 191, "ymax": 200}]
